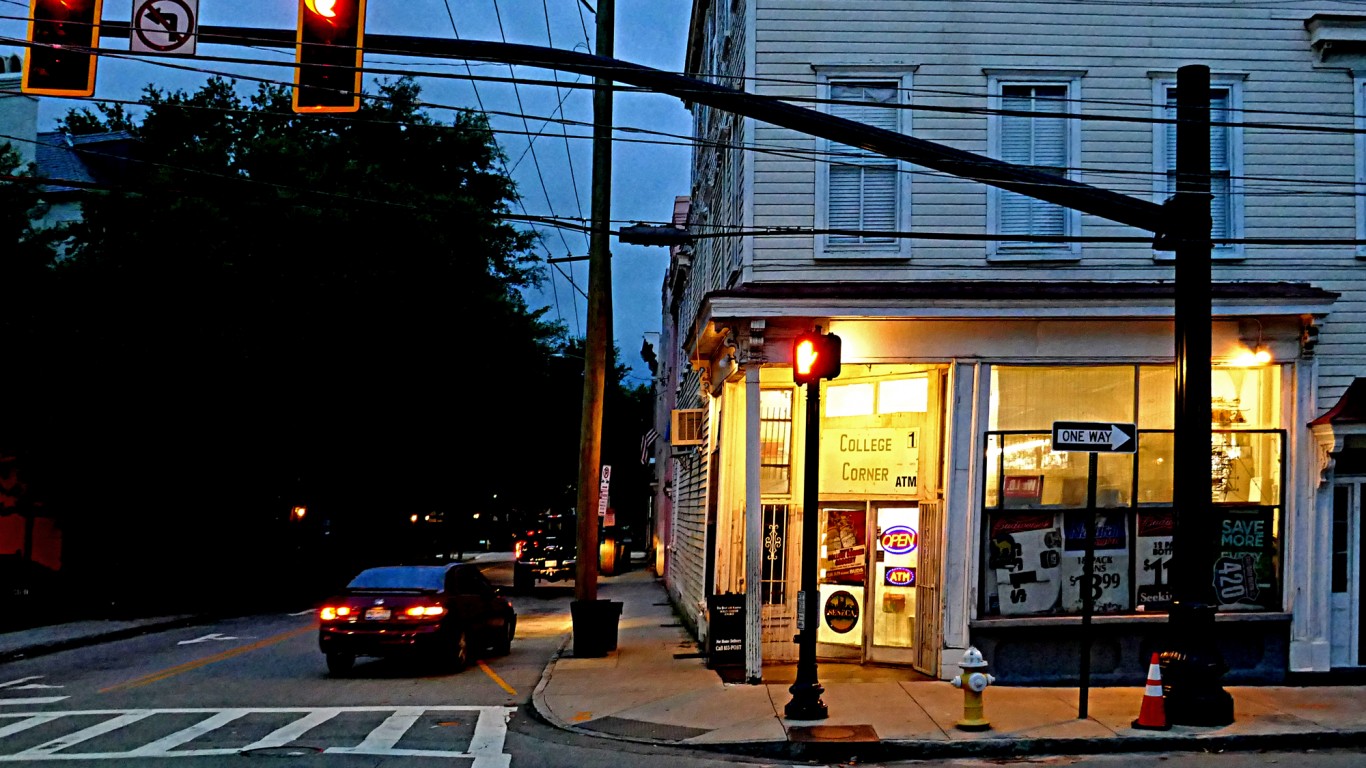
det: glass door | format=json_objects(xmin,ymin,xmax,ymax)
[
  {"xmin": 816, "ymin": 505, "xmax": 866, "ymax": 659},
  {"xmin": 1331, "ymin": 481, "xmax": 1362, "ymax": 667},
  {"xmin": 868, "ymin": 505, "xmax": 919, "ymax": 663}
]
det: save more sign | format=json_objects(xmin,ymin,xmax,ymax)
[{"xmin": 821, "ymin": 428, "xmax": 920, "ymax": 495}]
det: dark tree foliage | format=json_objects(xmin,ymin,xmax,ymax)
[{"xmin": 8, "ymin": 78, "xmax": 599, "ymax": 609}]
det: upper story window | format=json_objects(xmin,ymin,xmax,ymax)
[
  {"xmin": 988, "ymin": 75, "xmax": 1082, "ymax": 261},
  {"xmin": 1356, "ymin": 76, "xmax": 1366, "ymax": 260},
  {"xmin": 1154, "ymin": 77, "xmax": 1244, "ymax": 259},
  {"xmin": 817, "ymin": 72, "xmax": 912, "ymax": 259}
]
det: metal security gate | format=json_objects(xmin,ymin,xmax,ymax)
[{"xmin": 913, "ymin": 500, "xmax": 943, "ymax": 676}]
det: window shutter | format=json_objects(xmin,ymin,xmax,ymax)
[
  {"xmin": 1164, "ymin": 87, "xmax": 1232, "ymax": 239},
  {"xmin": 999, "ymin": 85, "xmax": 1068, "ymax": 237},
  {"xmin": 826, "ymin": 81, "xmax": 900, "ymax": 246}
]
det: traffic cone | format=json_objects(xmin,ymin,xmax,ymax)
[{"xmin": 1131, "ymin": 653, "xmax": 1170, "ymax": 730}]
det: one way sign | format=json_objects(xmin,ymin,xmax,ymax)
[{"xmin": 1051, "ymin": 421, "xmax": 1137, "ymax": 453}]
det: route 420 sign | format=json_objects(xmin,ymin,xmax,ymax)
[{"xmin": 1051, "ymin": 421, "xmax": 1137, "ymax": 454}]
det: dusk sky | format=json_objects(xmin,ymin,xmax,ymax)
[{"xmin": 0, "ymin": 0, "xmax": 694, "ymax": 384}]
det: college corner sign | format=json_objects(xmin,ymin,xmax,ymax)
[{"xmin": 820, "ymin": 428, "xmax": 920, "ymax": 495}]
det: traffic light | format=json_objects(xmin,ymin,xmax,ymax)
[
  {"xmin": 792, "ymin": 331, "xmax": 842, "ymax": 386},
  {"xmin": 294, "ymin": 0, "xmax": 367, "ymax": 113},
  {"xmin": 21, "ymin": 0, "xmax": 103, "ymax": 97}
]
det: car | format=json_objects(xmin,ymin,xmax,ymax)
[
  {"xmin": 513, "ymin": 516, "xmax": 577, "ymax": 594},
  {"xmin": 317, "ymin": 563, "xmax": 516, "ymax": 676}
]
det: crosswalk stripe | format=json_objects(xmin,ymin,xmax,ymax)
[
  {"xmin": 0, "ymin": 706, "xmax": 516, "ymax": 762},
  {"xmin": 239, "ymin": 708, "xmax": 339, "ymax": 751},
  {"xmin": 329, "ymin": 707, "xmax": 423, "ymax": 753},
  {"xmin": 123, "ymin": 710, "xmax": 247, "ymax": 756},
  {"xmin": 16, "ymin": 713, "xmax": 153, "ymax": 757}
]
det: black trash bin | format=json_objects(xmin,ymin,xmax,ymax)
[{"xmin": 571, "ymin": 599, "xmax": 623, "ymax": 657}]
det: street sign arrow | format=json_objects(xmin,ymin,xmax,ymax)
[{"xmin": 1051, "ymin": 421, "xmax": 1138, "ymax": 453}]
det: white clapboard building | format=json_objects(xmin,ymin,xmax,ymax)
[{"xmin": 647, "ymin": 2, "xmax": 1366, "ymax": 683}]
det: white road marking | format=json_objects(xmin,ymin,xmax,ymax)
[
  {"xmin": 0, "ymin": 698, "xmax": 68, "ymax": 706},
  {"xmin": 0, "ymin": 706, "xmax": 516, "ymax": 761},
  {"xmin": 287, "ymin": 609, "xmax": 317, "ymax": 617},
  {"xmin": 175, "ymin": 633, "xmax": 238, "ymax": 645},
  {"xmin": 11, "ymin": 685, "xmax": 63, "ymax": 691},
  {"xmin": 0, "ymin": 678, "xmax": 42, "ymax": 690}
]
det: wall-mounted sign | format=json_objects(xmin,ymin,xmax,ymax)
[
  {"xmin": 879, "ymin": 525, "xmax": 918, "ymax": 555},
  {"xmin": 823, "ymin": 590, "xmax": 860, "ymax": 634},
  {"xmin": 1135, "ymin": 511, "xmax": 1174, "ymax": 607},
  {"xmin": 1214, "ymin": 506, "xmax": 1278, "ymax": 609},
  {"xmin": 821, "ymin": 427, "xmax": 920, "ymax": 495},
  {"xmin": 1061, "ymin": 511, "xmax": 1131, "ymax": 613},
  {"xmin": 884, "ymin": 566, "xmax": 917, "ymax": 587}
]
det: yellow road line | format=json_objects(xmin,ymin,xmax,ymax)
[
  {"xmin": 99, "ymin": 625, "xmax": 314, "ymax": 693},
  {"xmin": 477, "ymin": 661, "xmax": 517, "ymax": 695}
]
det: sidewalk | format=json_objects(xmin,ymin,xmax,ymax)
[{"xmin": 532, "ymin": 569, "xmax": 1366, "ymax": 762}]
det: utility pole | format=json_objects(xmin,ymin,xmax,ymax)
[
  {"xmin": 1164, "ymin": 63, "xmax": 1234, "ymax": 726},
  {"xmin": 573, "ymin": 0, "xmax": 613, "ymax": 605}
]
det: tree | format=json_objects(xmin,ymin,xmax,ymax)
[{"xmin": 11, "ymin": 77, "xmax": 573, "ymax": 608}]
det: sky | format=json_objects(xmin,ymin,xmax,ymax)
[{"xmin": 0, "ymin": 0, "xmax": 693, "ymax": 385}]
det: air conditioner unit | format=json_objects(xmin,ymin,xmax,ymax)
[{"xmin": 671, "ymin": 408, "xmax": 704, "ymax": 446}]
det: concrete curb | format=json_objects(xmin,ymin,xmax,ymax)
[{"xmin": 527, "ymin": 631, "xmax": 574, "ymax": 730}]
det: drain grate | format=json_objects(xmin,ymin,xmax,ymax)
[
  {"xmin": 240, "ymin": 746, "xmax": 325, "ymax": 757},
  {"xmin": 579, "ymin": 715, "xmax": 710, "ymax": 741},
  {"xmin": 788, "ymin": 724, "xmax": 880, "ymax": 743}
]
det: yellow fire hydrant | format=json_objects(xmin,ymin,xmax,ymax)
[{"xmin": 949, "ymin": 646, "xmax": 995, "ymax": 731}]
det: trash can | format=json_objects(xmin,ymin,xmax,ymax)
[{"xmin": 571, "ymin": 599, "xmax": 623, "ymax": 657}]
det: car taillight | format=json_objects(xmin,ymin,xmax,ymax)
[
  {"xmin": 514, "ymin": 540, "xmax": 525, "ymax": 559},
  {"xmin": 320, "ymin": 606, "xmax": 346, "ymax": 621},
  {"xmin": 404, "ymin": 605, "xmax": 446, "ymax": 617}
]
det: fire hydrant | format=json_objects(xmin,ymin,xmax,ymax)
[{"xmin": 949, "ymin": 646, "xmax": 995, "ymax": 731}]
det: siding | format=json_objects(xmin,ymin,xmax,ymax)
[{"xmin": 735, "ymin": 0, "xmax": 1365, "ymax": 409}]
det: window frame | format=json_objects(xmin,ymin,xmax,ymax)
[
  {"xmin": 1356, "ymin": 75, "xmax": 1366, "ymax": 260},
  {"xmin": 986, "ymin": 71, "xmax": 1084, "ymax": 262},
  {"xmin": 814, "ymin": 68, "xmax": 914, "ymax": 260},
  {"xmin": 1151, "ymin": 74, "xmax": 1245, "ymax": 261}
]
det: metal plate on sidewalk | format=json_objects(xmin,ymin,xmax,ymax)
[
  {"xmin": 579, "ymin": 715, "xmax": 711, "ymax": 742},
  {"xmin": 788, "ymin": 724, "xmax": 880, "ymax": 742}
]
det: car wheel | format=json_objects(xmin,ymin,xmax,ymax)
[
  {"xmin": 513, "ymin": 564, "xmax": 533, "ymax": 595},
  {"xmin": 326, "ymin": 652, "xmax": 354, "ymax": 676},
  {"xmin": 493, "ymin": 618, "xmax": 515, "ymax": 656},
  {"xmin": 450, "ymin": 629, "xmax": 469, "ymax": 672}
]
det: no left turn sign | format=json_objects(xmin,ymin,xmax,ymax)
[{"xmin": 131, "ymin": 0, "xmax": 198, "ymax": 55}]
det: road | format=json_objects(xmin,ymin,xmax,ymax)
[
  {"xmin": 0, "ymin": 555, "xmax": 766, "ymax": 767},
  {"xmin": 0, "ymin": 555, "xmax": 1355, "ymax": 767}
]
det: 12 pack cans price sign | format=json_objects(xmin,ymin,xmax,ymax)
[{"xmin": 1061, "ymin": 511, "xmax": 1130, "ymax": 613}]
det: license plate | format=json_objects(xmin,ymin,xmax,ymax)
[
  {"xmin": 544, "ymin": 560, "xmax": 558, "ymax": 568},
  {"xmin": 364, "ymin": 607, "xmax": 391, "ymax": 621}
]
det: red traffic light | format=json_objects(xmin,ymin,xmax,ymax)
[
  {"xmin": 22, "ymin": 0, "xmax": 103, "ymax": 97},
  {"xmin": 793, "ymin": 331, "xmax": 842, "ymax": 385},
  {"xmin": 294, "ymin": 0, "xmax": 367, "ymax": 113}
]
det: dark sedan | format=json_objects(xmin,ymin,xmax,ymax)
[{"xmin": 318, "ymin": 563, "xmax": 516, "ymax": 675}]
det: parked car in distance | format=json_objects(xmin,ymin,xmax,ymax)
[
  {"xmin": 318, "ymin": 563, "xmax": 515, "ymax": 676},
  {"xmin": 513, "ymin": 513, "xmax": 577, "ymax": 594}
]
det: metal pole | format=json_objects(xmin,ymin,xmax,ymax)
[
  {"xmin": 574, "ymin": 0, "xmax": 613, "ymax": 602},
  {"xmin": 786, "ymin": 375, "xmax": 828, "ymax": 720},
  {"xmin": 1165, "ymin": 63, "xmax": 1233, "ymax": 727},
  {"xmin": 1078, "ymin": 452, "xmax": 1098, "ymax": 719}
]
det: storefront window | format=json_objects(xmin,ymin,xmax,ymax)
[{"xmin": 982, "ymin": 364, "xmax": 1285, "ymax": 618}]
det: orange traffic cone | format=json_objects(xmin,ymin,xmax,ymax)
[{"xmin": 1132, "ymin": 653, "xmax": 1170, "ymax": 730}]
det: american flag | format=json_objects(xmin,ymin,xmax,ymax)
[{"xmin": 640, "ymin": 427, "xmax": 660, "ymax": 464}]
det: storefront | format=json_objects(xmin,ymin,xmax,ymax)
[{"xmin": 692, "ymin": 296, "xmax": 1330, "ymax": 684}]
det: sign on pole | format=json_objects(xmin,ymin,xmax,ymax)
[
  {"xmin": 131, "ymin": 0, "xmax": 198, "ymax": 55},
  {"xmin": 1051, "ymin": 421, "xmax": 1137, "ymax": 453}
]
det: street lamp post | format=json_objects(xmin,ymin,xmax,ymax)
[{"xmin": 1164, "ymin": 63, "xmax": 1233, "ymax": 727}]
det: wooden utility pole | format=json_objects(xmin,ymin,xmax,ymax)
[{"xmin": 574, "ymin": 0, "xmax": 614, "ymax": 602}]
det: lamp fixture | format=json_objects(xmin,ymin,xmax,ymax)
[{"xmin": 1230, "ymin": 318, "xmax": 1272, "ymax": 367}]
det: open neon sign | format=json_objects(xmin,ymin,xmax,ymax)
[{"xmin": 880, "ymin": 526, "xmax": 918, "ymax": 555}]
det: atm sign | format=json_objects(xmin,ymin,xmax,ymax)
[
  {"xmin": 880, "ymin": 526, "xmax": 918, "ymax": 555},
  {"xmin": 885, "ymin": 567, "xmax": 917, "ymax": 586}
]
